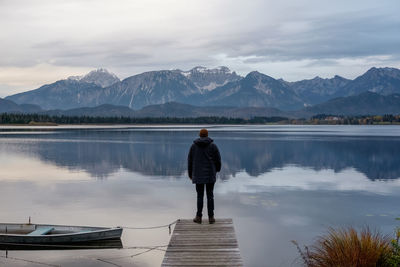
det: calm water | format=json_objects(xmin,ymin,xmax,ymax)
[{"xmin": 1, "ymin": 125, "xmax": 400, "ymax": 267}]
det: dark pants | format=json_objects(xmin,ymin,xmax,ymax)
[{"xmin": 196, "ymin": 183, "xmax": 215, "ymax": 217}]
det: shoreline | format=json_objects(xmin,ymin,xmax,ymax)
[
  {"xmin": 1, "ymin": 114, "xmax": 400, "ymax": 126},
  {"xmin": 1, "ymin": 122, "xmax": 400, "ymax": 127}
]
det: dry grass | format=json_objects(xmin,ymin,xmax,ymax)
[{"xmin": 292, "ymin": 227, "xmax": 393, "ymax": 267}]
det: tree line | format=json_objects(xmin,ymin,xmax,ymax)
[
  {"xmin": 1, "ymin": 113, "xmax": 399, "ymax": 125},
  {"xmin": 0, "ymin": 113, "xmax": 289, "ymax": 125},
  {"xmin": 306, "ymin": 114, "xmax": 400, "ymax": 125}
]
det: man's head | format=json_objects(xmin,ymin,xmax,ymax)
[{"xmin": 199, "ymin": 128, "xmax": 208, "ymax": 137}]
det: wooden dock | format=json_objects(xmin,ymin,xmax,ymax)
[{"xmin": 161, "ymin": 218, "xmax": 243, "ymax": 266}]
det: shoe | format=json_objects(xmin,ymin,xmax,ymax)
[
  {"xmin": 209, "ymin": 216, "xmax": 215, "ymax": 224},
  {"xmin": 193, "ymin": 216, "xmax": 202, "ymax": 224}
]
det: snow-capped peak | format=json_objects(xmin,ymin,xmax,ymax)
[
  {"xmin": 176, "ymin": 66, "xmax": 241, "ymax": 92},
  {"xmin": 67, "ymin": 75, "xmax": 83, "ymax": 81},
  {"xmin": 67, "ymin": 68, "xmax": 120, "ymax": 88},
  {"xmin": 84, "ymin": 68, "xmax": 119, "ymax": 80},
  {"xmin": 176, "ymin": 66, "xmax": 235, "ymax": 77},
  {"xmin": 192, "ymin": 66, "xmax": 208, "ymax": 73},
  {"xmin": 190, "ymin": 66, "xmax": 233, "ymax": 74}
]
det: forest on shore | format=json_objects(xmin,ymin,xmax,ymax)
[{"xmin": 0, "ymin": 113, "xmax": 400, "ymax": 125}]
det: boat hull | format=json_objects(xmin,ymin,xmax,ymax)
[
  {"xmin": 0, "ymin": 223, "xmax": 123, "ymax": 245},
  {"xmin": 0, "ymin": 239, "xmax": 123, "ymax": 250}
]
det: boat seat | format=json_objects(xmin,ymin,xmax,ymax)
[{"xmin": 27, "ymin": 227, "xmax": 54, "ymax": 236}]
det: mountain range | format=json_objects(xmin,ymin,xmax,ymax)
[
  {"xmin": 2, "ymin": 66, "xmax": 400, "ymax": 118},
  {"xmin": 3, "ymin": 91, "xmax": 400, "ymax": 119}
]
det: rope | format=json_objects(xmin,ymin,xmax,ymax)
[
  {"xmin": 97, "ymin": 258, "xmax": 122, "ymax": 267},
  {"xmin": 99, "ymin": 247, "xmax": 161, "ymax": 260},
  {"xmin": 122, "ymin": 219, "xmax": 179, "ymax": 235},
  {"xmin": 96, "ymin": 246, "xmax": 167, "ymax": 266},
  {"xmin": 124, "ymin": 245, "xmax": 167, "ymax": 250},
  {"xmin": 1, "ymin": 244, "xmax": 168, "ymax": 267},
  {"xmin": 0, "ymin": 255, "xmax": 60, "ymax": 267},
  {"xmin": 0, "ymin": 244, "xmax": 168, "ymax": 267}
]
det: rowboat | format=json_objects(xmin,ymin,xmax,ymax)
[
  {"xmin": 0, "ymin": 223, "xmax": 123, "ymax": 248},
  {"xmin": 0, "ymin": 239, "xmax": 123, "ymax": 250}
]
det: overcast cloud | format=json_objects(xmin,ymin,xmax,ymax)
[{"xmin": 0, "ymin": 0, "xmax": 399, "ymax": 96}]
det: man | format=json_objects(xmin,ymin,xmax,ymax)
[{"xmin": 187, "ymin": 128, "xmax": 221, "ymax": 224}]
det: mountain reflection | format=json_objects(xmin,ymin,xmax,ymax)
[{"xmin": 1, "ymin": 129, "xmax": 400, "ymax": 180}]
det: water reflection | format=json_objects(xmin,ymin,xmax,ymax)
[
  {"xmin": 1, "ymin": 126, "xmax": 400, "ymax": 266},
  {"xmin": 1, "ymin": 127, "xmax": 400, "ymax": 180},
  {"xmin": 1, "ymin": 169, "xmax": 398, "ymax": 266}
]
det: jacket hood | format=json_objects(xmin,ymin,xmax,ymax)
[{"xmin": 194, "ymin": 137, "xmax": 213, "ymax": 147}]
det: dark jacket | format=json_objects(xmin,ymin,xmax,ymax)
[{"xmin": 188, "ymin": 137, "xmax": 221, "ymax": 184}]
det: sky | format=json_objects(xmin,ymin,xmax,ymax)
[{"xmin": 0, "ymin": 0, "xmax": 400, "ymax": 97}]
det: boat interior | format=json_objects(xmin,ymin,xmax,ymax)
[{"xmin": 0, "ymin": 223, "xmax": 106, "ymax": 235}]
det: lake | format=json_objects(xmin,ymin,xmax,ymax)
[{"xmin": 1, "ymin": 125, "xmax": 400, "ymax": 267}]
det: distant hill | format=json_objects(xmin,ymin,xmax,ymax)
[
  {"xmin": 0, "ymin": 98, "xmax": 42, "ymax": 114},
  {"xmin": 302, "ymin": 92, "xmax": 400, "ymax": 116},
  {"xmin": 0, "ymin": 98, "xmax": 23, "ymax": 113},
  {"xmin": 133, "ymin": 102, "xmax": 290, "ymax": 118},
  {"xmin": 45, "ymin": 104, "xmax": 135, "ymax": 117},
  {"xmin": 1, "ymin": 97, "xmax": 290, "ymax": 119},
  {"xmin": 38, "ymin": 102, "xmax": 289, "ymax": 119}
]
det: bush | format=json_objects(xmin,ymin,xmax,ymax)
[
  {"xmin": 292, "ymin": 226, "xmax": 400, "ymax": 267},
  {"xmin": 386, "ymin": 227, "xmax": 400, "ymax": 266}
]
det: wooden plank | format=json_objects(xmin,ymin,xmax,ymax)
[{"xmin": 161, "ymin": 219, "xmax": 243, "ymax": 267}]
